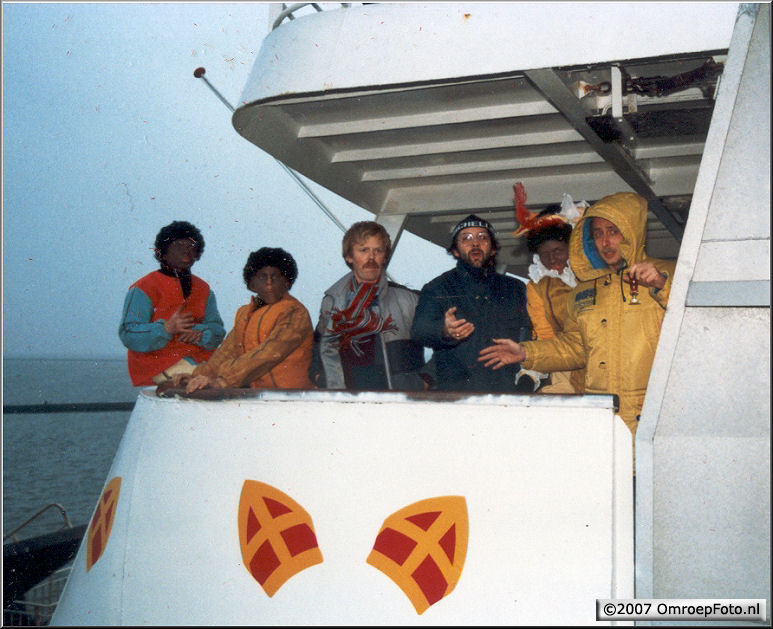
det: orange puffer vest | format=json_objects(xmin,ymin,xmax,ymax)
[{"xmin": 127, "ymin": 271, "xmax": 215, "ymax": 385}]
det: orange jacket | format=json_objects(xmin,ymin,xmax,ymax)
[{"xmin": 193, "ymin": 293, "xmax": 313, "ymax": 389}]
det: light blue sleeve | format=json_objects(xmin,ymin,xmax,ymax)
[
  {"xmin": 118, "ymin": 287, "xmax": 173, "ymax": 353},
  {"xmin": 192, "ymin": 292, "xmax": 226, "ymax": 350}
]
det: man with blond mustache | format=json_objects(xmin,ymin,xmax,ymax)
[{"xmin": 310, "ymin": 221, "xmax": 429, "ymax": 391}]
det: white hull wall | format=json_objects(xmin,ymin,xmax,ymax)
[
  {"xmin": 636, "ymin": 2, "xmax": 770, "ymax": 605},
  {"xmin": 52, "ymin": 391, "xmax": 632, "ymax": 625},
  {"xmin": 241, "ymin": 2, "xmax": 738, "ymax": 105}
]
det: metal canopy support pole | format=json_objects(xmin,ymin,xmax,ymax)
[
  {"xmin": 375, "ymin": 213, "xmax": 407, "ymax": 253},
  {"xmin": 375, "ymin": 213, "xmax": 407, "ymax": 284},
  {"xmin": 524, "ymin": 68, "xmax": 685, "ymax": 240}
]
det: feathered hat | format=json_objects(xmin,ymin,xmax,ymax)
[{"xmin": 511, "ymin": 182, "xmax": 588, "ymax": 237}]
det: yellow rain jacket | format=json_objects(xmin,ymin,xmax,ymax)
[{"xmin": 521, "ymin": 192, "xmax": 675, "ymax": 468}]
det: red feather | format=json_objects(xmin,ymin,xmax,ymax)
[
  {"xmin": 513, "ymin": 184, "xmax": 529, "ymax": 224},
  {"xmin": 513, "ymin": 182, "xmax": 539, "ymax": 236},
  {"xmin": 512, "ymin": 181, "xmax": 571, "ymax": 237}
]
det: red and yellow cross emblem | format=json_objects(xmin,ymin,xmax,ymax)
[
  {"xmin": 237, "ymin": 480, "xmax": 323, "ymax": 597},
  {"xmin": 86, "ymin": 476, "xmax": 122, "ymax": 571},
  {"xmin": 367, "ymin": 496, "xmax": 468, "ymax": 614}
]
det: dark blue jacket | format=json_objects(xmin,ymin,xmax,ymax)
[{"xmin": 411, "ymin": 260, "xmax": 532, "ymax": 392}]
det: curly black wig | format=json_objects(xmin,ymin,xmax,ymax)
[
  {"xmin": 526, "ymin": 206, "xmax": 573, "ymax": 254},
  {"xmin": 243, "ymin": 247, "xmax": 299, "ymax": 288},
  {"xmin": 154, "ymin": 221, "xmax": 205, "ymax": 262}
]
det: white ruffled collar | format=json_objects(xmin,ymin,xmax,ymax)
[{"xmin": 527, "ymin": 254, "xmax": 577, "ymax": 288}]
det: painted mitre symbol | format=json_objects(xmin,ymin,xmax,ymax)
[
  {"xmin": 367, "ymin": 496, "xmax": 469, "ymax": 614},
  {"xmin": 237, "ymin": 480, "xmax": 323, "ymax": 597},
  {"xmin": 86, "ymin": 476, "xmax": 122, "ymax": 571},
  {"xmin": 237, "ymin": 482, "xmax": 469, "ymax": 614}
]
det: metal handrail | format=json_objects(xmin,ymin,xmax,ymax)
[
  {"xmin": 3, "ymin": 401, "xmax": 135, "ymax": 414},
  {"xmin": 272, "ymin": 3, "xmax": 352, "ymax": 30},
  {"xmin": 3, "ymin": 503, "xmax": 74, "ymax": 542}
]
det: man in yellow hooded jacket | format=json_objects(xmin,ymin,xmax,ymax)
[{"xmin": 478, "ymin": 192, "xmax": 676, "ymax": 471}]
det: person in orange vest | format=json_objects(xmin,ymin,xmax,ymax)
[
  {"xmin": 175, "ymin": 247, "xmax": 314, "ymax": 392},
  {"xmin": 119, "ymin": 221, "xmax": 226, "ymax": 386}
]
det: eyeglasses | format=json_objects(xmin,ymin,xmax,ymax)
[{"xmin": 459, "ymin": 232, "xmax": 491, "ymax": 243}]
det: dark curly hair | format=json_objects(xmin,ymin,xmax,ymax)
[
  {"xmin": 243, "ymin": 247, "xmax": 298, "ymax": 288},
  {"xmin": 526, "ymin": 205, "xmax": 573, "ymax": 254},
  {"xmin": 154, "ymin": 221, "xmax": 205, "ymax": 262}
]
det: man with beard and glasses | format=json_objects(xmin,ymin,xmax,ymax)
[
  {"xmin": 411, "ymin": 214, "xmax": 532, "ymax": 393},
  {"xmin": 119, "ymin": 220, "xmax": 226, "ymax": 386},
  {"xmin": 310, "ymin": 221, "xmax": 430, "ymax": 391}
]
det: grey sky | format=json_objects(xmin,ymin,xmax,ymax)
[{"xmin": 2, "ymin": 2, "xmax": 453, "ymax": 360}]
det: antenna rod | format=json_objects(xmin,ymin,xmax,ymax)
[
  {"xmin": 193, "ymin": 66, "xmax": 396, "ymax": 281},
  {"xmin": 193, "ymin": 67, "xmax": 235, "ymax": 113},
  {"xmin": 192, "ymin": 65, "xmax": 350, "ymax": 234},
  {"xmin": 276, "ymin": 162, "xmax": 347, "ymax": 233}
]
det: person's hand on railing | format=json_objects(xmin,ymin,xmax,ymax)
[{"xmin": 185, "ymin": 374, "xmax": 228, "ymax": 394}]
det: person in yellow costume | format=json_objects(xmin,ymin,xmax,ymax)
[
  {"xmin": 511, "ymin": 185, "xmax": 588, "ymax": 394},
  {"xmin": 479, "ymin": 192, "xmax": 676, "ymax": 473}
]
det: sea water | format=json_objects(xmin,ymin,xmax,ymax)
[{"xmin": 2, "ymin": 358, "xmax": 139, "ymax": 540}]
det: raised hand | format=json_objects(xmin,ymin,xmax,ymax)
[
  {"xmin": 624, "ymin": 262, "xmax": 666, "ymax": 290},
  {"xmin": 443, "ymin": 306, "xmax": 475, "ymax": 341},
  {"xmin": 478, "ymin": 338, "xmax": 526, "ymax": 370}
]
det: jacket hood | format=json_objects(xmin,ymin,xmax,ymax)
[{"xmin": 569, "ymin": 192, "xmax": 648, "ymax": 281}]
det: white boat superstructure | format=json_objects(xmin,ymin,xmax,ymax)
[
  {"xmin": 233, "ymin": 2, "xmax": 741, "ymax": 276},
  {"xmin": 51, "ymin": 2, "xmax": 770, "ymax": 624}
]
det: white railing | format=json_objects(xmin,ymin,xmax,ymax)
[
  {"xmin": 3, "ymin": 565, "xmax": 72, "ymax": 627},
  {"xmin": 271, "ymin": 3, "xmax": 357, "ymax": 30}
]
